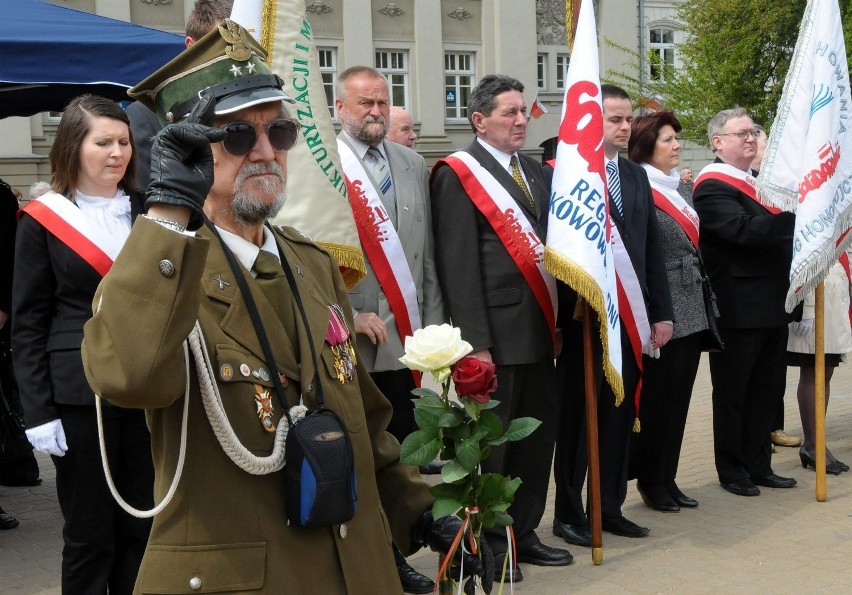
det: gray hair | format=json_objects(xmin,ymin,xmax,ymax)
[
  {"xmin": 707, "ymin": 107, "xmax": 750, "ymax": 149},
  {"xmin": 335, "ymin": 66, "xmax": 390, "ymax": 103},
  {"xmin": 467, "ymin": 74, "xmax": 525, "ymax": 133},
  {"xmin": 29, "ymin": 181, "xmax": 51, "ymax": 199}
]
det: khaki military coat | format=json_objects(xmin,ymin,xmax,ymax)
[{"xmin": 82, "ymin": 218, "xmax": 433, "ymax": 594}]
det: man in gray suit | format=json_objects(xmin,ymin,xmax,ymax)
[{"xmin": 336, "ymin": 66, "xmax": 444, "ymax": 595}]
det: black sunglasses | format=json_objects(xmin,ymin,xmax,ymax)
[{"xmin": 220, "ymin": 118, "xmax": 301, "ymax": 156}]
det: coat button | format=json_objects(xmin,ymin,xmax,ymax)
[
  {"xmin": 189, "ymin": 576, "xmax": 202, "ymax": 590},
  {"xmin": 159, "ymin": 259, "xmax": 176, "ymax": 277},
  {"xmin": 339, "ymin": 523, "xmax": 348, "ymax": 538},
  {"xmin": 306, "ymin": 382, "xmax": 313, "ymax": 392}
]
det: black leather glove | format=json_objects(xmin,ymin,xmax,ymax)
[
  {"xmin": 145, "ymin": 91, "xmax": 226, "ymax": 230},
  {"xmin": 416, "ymin": 510, "xmax": 485, "ymax": 584}
]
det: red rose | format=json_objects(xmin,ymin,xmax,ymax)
[{"xmin": 451, "ymin": 356, "xmax": 497, "ymax": 404}]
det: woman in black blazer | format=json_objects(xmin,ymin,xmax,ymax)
[
  {"xmin": 627, "ymin": 112, "xmax": 711, "ymax": 512},
  {"xmin": 12, "ymin": 95, "xmax": 153, "ymax": 594}
]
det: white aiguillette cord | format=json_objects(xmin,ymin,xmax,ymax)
[{"xmin": 96, "ymin": 320, "xmax": 307, "ymax": 519}]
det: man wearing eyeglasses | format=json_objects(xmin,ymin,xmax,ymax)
[
  {"xmin": 335, "ymin": 65, "xmax": 444, "ymax": 595},
  {"xmin": 692, "ymin": 107, "xmax": 799, "ymax": 498},
  {"xmin": 81, "ymin": 21, "xmax": 484, "ymax": 594}
]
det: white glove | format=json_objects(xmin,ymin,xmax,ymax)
[
  {"xmin": 641, "ymin": 342, "xmax": 661, "ymax": 359},
  {"xmin": 26, "ymin": 419, "xmax": 68, "ymax": 457}
]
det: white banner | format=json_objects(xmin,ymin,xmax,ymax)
[
  {"xmin": 544, "ymin": 0, "xmax": 623, "ymax": 402},
  {"xmin": 757, "ymin": 0, "xmax": 852, "ymax": 310},
  {"xmin": 230, "ymin": 0, "xmax": 366, "ymax": 289}
]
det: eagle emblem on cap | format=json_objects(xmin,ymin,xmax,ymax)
[{"xmin": 219, "ymin": 19, "xmax": 252, "ymax": 62}]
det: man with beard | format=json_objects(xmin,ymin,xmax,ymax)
[
  {"xmin": 335, "ymin": 66, "xmax": 443, "ymax": 594},
  {"xmin": 81, "ymin": 21, "xmax": 483, "ymax": 593}
]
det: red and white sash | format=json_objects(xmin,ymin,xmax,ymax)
[
  {"xmin": 643, "ymin": 165, "xmax": 700, "ymax": 248},
  {"xmin": 694, "ymin": 163, "xmax": 782, "ymax": 214},
  {"xmin": 338, "ymin": 141, "xmax": 422, "ymax": 347},
  {"xmin": 20, "ymin": 192, "xmax": 121, "ymax": 277},
  {"xmin": 611, "ymin": 222, "xmax": 651, "ymax": 419},
  {"xmin": 437, "ymin": 152, "xmax": 558, "ymax": 347}
]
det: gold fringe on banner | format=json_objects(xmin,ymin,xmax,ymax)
[
  {"xmin": 320, "ymin": 243, "xmax": 366, "ymax": 289},
  {"xmin": 260, "ymin": 0, "xmax": 277, "ymax": 56},
  {"xmin": 566, "ymin": 0, "xmax": 574, "ymax": 50},
  {"xmin": 544, "ymin": 246, "xmax": 625, "ymax": 405}
]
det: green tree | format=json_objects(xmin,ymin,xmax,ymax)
[{"xmin": 608, "ymin": 0, "xmax": 852, "ymax": 144}]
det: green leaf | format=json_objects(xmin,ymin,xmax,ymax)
[
  {"xmin": 432, "ymin": 497, "xmax": 463, "ymax": 520},
  {"xmin": 399, "ymin": 431, "xmax": 442, "ymax": 467},
  {"xmin": 462, "ymin": 399, "xmax": 481, "ymax": 421},
  {"xmin": 411, "ymin": 387, "xmax": 439, "ymax": 398},
  {"xmin": 503, "ymin": 417, "xmax": 542, "ymax": 442},
  {"xmin": 492, "ymin": 511, "xmax": 514, "ymax": 527},
  {"xmin": 429, "ymin": 482, "xmax": 467, "ymax": 500},
  {"xmin": 484, "ymin": 436, "xmax": 508, "ymax": 447},
  {"xmin": 413, "ymin": 407, "xmax": 441, "ymax": 432},
  {"xmin": 478, "ymin": 411, "xmax": 504, "ymax": 440},
  {"xmin": 438, "ymin": 409, "xmax": 464, "ymax": 428},
  {"xmin": 414, "ymin": 395, "xmax": 446, "ymax": 410},
  {"xmin": 440, "ymin": 459, "xmax": 470, "ymax": 483},
  {"xmin": 454, "ymin": 435, "xmax": 481, "ymax": 471},
  {"xmin": 480, "ymin": 399, "xmax": 501, "ymax": 410}
]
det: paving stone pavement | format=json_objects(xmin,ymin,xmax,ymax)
[{"xmin": 3, "ymin": 355, "xmax": 852, "ymax": 593}]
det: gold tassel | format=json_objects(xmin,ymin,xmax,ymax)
[
  {"xmin": 633, "ymin": 418, "xmax": 641, "ymax": 433},
  {"xmin": 319, "ymin": 242, "xmax": 367, "ymax": 289},
  {"xmin": 260, "ymin": 0, "xmax": 277, "ymax": 57}
]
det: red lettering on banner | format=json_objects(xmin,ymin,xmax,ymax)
[
  {"xmin": 798, "ymin": 142, "xmax": 841, "ymax": 203},
  {"xmin": 558, "ymin": 80, "xmax": 605, "ymax": 175}
]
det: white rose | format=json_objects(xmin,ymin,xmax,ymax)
[{"xmin": 399, "ymin": 324, "xmax": 473, "ymax": 382}]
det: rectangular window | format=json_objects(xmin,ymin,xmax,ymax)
[
  {"xmin": 649, "ymin": 27, "xmax": 676, "ymax": 82},
  {"xmin": 375, "ymin": 50, "xmax": 409, "ymax": 109},
  {"xmin": 537, "ymin": 53, "xmax": 547, "ymax": 90},
  {"xmin": 444, "ymin": 52, "xmax": 474, "ymax": 120},
  {"xmin": 317, "ymin": 47, "xmax": 337, "ymax": 119},
  {"xmin": 556, "ymin": 54, "xmax": 570, "ymax": 90}
]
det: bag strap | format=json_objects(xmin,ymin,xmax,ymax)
[{"xmin": 204, "ymin": 220, "xmax": 325, "ymax": 422}]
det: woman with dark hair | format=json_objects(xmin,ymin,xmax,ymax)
[
  {"xmin": 627, "ymin": 111, "xmax": 712, "ymax": 512},
  {"xmin": 12, "ymin": 95, "xmax": 153, "ymax": 594}
]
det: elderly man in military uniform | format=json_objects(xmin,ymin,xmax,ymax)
[{"xmin": 82, "ymin": 21, "xmax": 481, "ymax": 594}]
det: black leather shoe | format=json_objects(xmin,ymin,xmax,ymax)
[
  {"xmin": 552, "ymin": 519, "xmax": 591, "ymax": 547},
  {"xmin": 666, "ymin": 483, "xmax": 699, "ymax": 508},
  {"xmin": 602, "ymin": 515, "xmax": 650, "ymax": 538},
  {"xmin": 493, "ymin": 554, "xmax": 523, "ymax": 582},
  {"xmin": 517, "ymin": 542, "xmax": 573, "ymax": 566},
  {"xmin": 751, "ymin": 473, "xmax": 797, "ymax": 488},
  {"xmin": 0, "ymin": 512, "xmax": 19, "ymax": 530},
  {"xmin": 397, "ymin": 559, "xmax": 434, "ymax": 594},
  {"xmin": 721, "ymin": 479, "xmax": 760, "ymax": 496},
  {"xmin": 419, "ymin": 461, "xmax": 444, "ymax": 475},
  {"xmin": 637, "ymin": 483, "xmax": 679, "ymax": 512}
]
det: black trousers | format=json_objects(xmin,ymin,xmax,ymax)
[
  {"xmin": 554, "ymin": 319, "xmax": 639, "ymax": 524},
  {"xmin": 54, "ymin": 404, "xmax": 153, "ymax": 595},
  {"xmin": 710, "ymin": 326, "xmax": 788, "ymax": 484},
  {"xmin": 370, "ymin": 368, "xmax": 417, "ymax": 444},
  {"xmin": 483, "ymin": 358, "xmax": 557, "ymax": 554},
  {"xmin": 630, "ymin": 333, "xmax": 702, "ymax": 493}
]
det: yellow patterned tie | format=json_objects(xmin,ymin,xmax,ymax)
[{"xmin": 510, "ymin": 155, "xmax": 537, "ymax": 216}]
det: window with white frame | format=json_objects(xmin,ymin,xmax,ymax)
[
  {"xmin": 649, "ymin": 27, "xmax": 676, "ymax": 82},
  {"xmin": 556, "ymin": 54, "xmax": 570, "ymax": 90},
  {"xmin": 444, "ymin": 52, "xmax": 474, "ymax": 121},
  {"xmin": 317, "ymin": 47, "xmax": 337, "ymax": 119},
  {"xmin": 537, "ymin": 53, "xmax": 547, "ymax": 90},
  {"xmin": 375, "ymin": 50, "xmax": 409, "ymax": 109}
]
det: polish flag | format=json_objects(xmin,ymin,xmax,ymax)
[{"xmin": 530, "ymin": 94, "xmax": 548, "ymax": 119}]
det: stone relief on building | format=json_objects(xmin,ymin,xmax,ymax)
[
  {"xmin": 536, "ymin": 0, "xmax": 599, "ymax": 45},
  {"xmin": 306, "ymin": 1, "xmax": 333, "ymax": 14},
  {"xmin": 140, "ymin": 0, "xmax": 173, "ymax": 4},
  {"xmin": 378, "ymin": 3, "xmax": 405, "ymax": 17},
  {"xmin": 447, "ymin": 7, "xmax": 473, "ymax": 20}
]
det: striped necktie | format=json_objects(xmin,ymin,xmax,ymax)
[
  {"xmin": 606, "ymin": 160, "xmax": 624, "ymax": 218},
  {"xmin": 510, "ymin": 155, "xmax": 537, "ymax": 216},
  {"xmin": 366, "ymin": 146, "xmax": 393, "ymax": 196}
]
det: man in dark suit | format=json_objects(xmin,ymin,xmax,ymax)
[
  {"xmin": 552, "ymin": 85, "xmax": 673, "ymax": 545},
  {"xmin": 692, "ymin": 107, "xmax": 798, "ymax": 496},
  {"xmin": 336, "ymin": 65, "xmax": 443, "ymax": 595},
  {"xmin": 431, "ymin": 74, "xmax": 572, "ymax": 581}
]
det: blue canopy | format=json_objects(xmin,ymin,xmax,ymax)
[{"xmin": 0, "ymin": 0, "xmax": 185, "ymax": 118}]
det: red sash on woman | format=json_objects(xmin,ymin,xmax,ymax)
[
  {"xmin": 437, "ymin": 152, "xmax": 557, "ymax": 347},
  {"xmin": 20, "ymin": 192, "xmax": 117, "ymax": 276}
]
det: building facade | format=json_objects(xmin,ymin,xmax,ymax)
[{"xmin": 0, "ymin": 0, "xmax": 711, "ymax": 195}]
